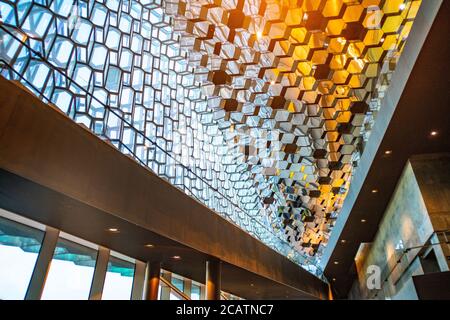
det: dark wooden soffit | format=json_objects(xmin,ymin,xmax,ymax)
[{"xmin": 0, "ymin": 77, "xmax": 328, "ymax": 299}]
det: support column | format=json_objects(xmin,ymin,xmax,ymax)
[
  {"xmin": 205, "ymin": 260, "xmax": 221, "ymax": 300},
  {"xmin": 131, "ymin": 260, "xmax": 147, "ymax": 300},
  {"xmin": 145, "ymin": 261, "xmax": 161, "ymax": 300},
  {"xmin": 89, "ymin": 246, "xmax": 110, "ymax": 300},
  {"xmin": 25, "ymin": 227, "xmax": 59, "ymax": 300}
]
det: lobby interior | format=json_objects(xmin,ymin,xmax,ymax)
[{"xmin": 0, "ymin": 0, "xmax": 448, "ymax": 300}]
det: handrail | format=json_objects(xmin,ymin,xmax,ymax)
[
  {"xmin": 159, "ymin": 276, "xmax": 232, "ymax": 300},
  {"xmin": 369, "ymin": 229, "xmax": 450, "ymax": 299},
  {"xmin": 0, "ymin": 22, "xmax": 326, "ymax": 280},
  {"xmin": 159, "ymin": 275, "xmax": 191, "ymax": 300}
]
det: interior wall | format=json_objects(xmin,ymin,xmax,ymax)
[
  {"xmin": 348, "ymin": 153, "xmax": 450, "ymax": 299},
  {"xmin": 410, "ymin": 154, "xmax": 450, "ymax": 271}
]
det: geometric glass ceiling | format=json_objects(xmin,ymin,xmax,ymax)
[{"xmin": 0, "ymin": 0, "xmax": 422, "ymax": 279}]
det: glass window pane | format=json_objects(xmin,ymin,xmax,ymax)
[
  {"xmin": 170, "ymin": 276, "xmax": 184, "ymax": 300},
  {"xmin": 169, "ymin": 291, "xmax": 181, "ymax": 300},
  {"xmin": 171, "ymin": 276, "xmax": 184, "ymax": 292},
  {"xmin": 102, "ymin": 255, "xmax": 135, "ymax": 300},
  {"xmin": 41, "ymin": 238, "xmax": 97, "ymax": 300},
  {"xmin": 0, "ymin": 216, "xmax": 44, "ymax": 300},
  {"xmin": 191, "ymin": 284, "xmax": 201, "ymax": 300}
]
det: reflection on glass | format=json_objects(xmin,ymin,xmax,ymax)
[
  {"xmin": 170, "ymin": 276, "xmax": 184, "ymax": 300},
  {"xmin": 191, "ymin": 283, "xmax": 201, "ymax": 300},
  {"xmin": 171, "ymin": 276, "xmax": 184, "ymax": 292},
  {"xmin": 169, "ymin": 292, "xmax": 180, "ymax": 300},
  {"xmin": 41, "ymin": 238, "xmax": 97, "ymax": 300},
  {"xmin": 102, "ymin": 255, "xmax": 135, "ymax": 300},
  {"xmin": 0, "ymin": 216, "xmax": 44, "ymax": 300}
]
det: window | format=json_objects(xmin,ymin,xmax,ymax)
[
  {"xmin": 41, "ymin": 237, "xmax": 97, "ymax": 300},
  {"xmin": 102, "ymin": 254, "xmax": 135, "ymax": 300},
  {"xmin": 170, "ymin": 275, "xmax": 184, "ymax": 300},
  {"xmin": 0, "ymin": 216, "xmax": 44, "ymax": 300},
  {"xmin": 171, "ymin": 276, "xmax": 184, "ymax": 292},
  {"xmin": 191, "ymin": 283, "xmax": 201, "ymax": 300}
]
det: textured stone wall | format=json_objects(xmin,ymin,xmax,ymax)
[
  {"xmin": 411, "ymin": 154, "xmax": 450, "ymax": 232},
  {"xmin": 410, "ymin": 154, "xmax": 450, "ymax": 271},
  {"xmin": 348, "ymin": 153, "xmax": 450, "ymax": 299}
]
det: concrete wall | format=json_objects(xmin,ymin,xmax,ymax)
[
  {"xmin": 411, "ymin": 154, "xmax": 450, "ymax": 232},
  {"xmin": 348, "ymin": 154, "xmax": 450, "ymax": 299},
  {"xmin": 410, "ymin": 154, "xmax": 450, "ymax": 273}
]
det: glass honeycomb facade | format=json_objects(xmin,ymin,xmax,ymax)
[{"xmin": 0, "ymin": 0, "xmax": 422, "ymax": 277}]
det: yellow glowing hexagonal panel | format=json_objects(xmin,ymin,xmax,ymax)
[{"xmin": 172, "ymin": 0, "xmax": 423, "ymax": 254}]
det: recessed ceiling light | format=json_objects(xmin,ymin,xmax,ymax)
[
  {"xmin": 361, "ymin": 219, "xmax": 367, "ymax": 223},
  {"xmin": 430, "ymin": 130, "xmax": 438, "ymax": 136},
  {"xmin": 145, "ymin": 244, "xmax": 154, "ymax": 248},
  {"xmin": 107, "ymin": 228, "xmax": 119, "ymax": 232},
  {"xmin": 333, "ymin": 261, "xmax": 339, "ymax": 265},
  {"xmin": 341, "ymin": 239, "xmax": 346, "ymax": 243},
  {"xmin": 250, "ymin": 283, "xmax": 254, "ymax": 287},
  {"xmin": 384, "ymin": 150, "xmax": 392, "ymax": 155},
  {"xmin": 380, "ymin": 37, "xmax": 385, "ymax": 43},
  {"xmin": 371, "ymin": 189, "xmax": 378, "ymax": 193},
  {"xmin": 303, "ymin": 13, "xmax": 309, "ymax": 21},
  {"xmin": 399, "ymin": 3, "xmax": 406, "ymax": 11},
  {"xmin": 172, "ymin": 255, "xmax": 181, "ymax": 260},
  {"xmin": 332, "ymin": 278, "xmax": 337, "ymax": 282}
]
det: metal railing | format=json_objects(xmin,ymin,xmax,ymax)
[
  {"xmin": 159, "ymin": 275, "xmax": 191, "ymax": 300},
  {"xmin": 368, "ymin": 230, "xmax": 450, "ymax": 299}
]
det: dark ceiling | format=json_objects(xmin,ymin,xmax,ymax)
[
  {"xmin": 324, "ymin": 1, "xmax": 450, "ymax": 298},
  {"xmin": 0, "ymin": 168, "xmax": 320, "ymax": 300}
]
